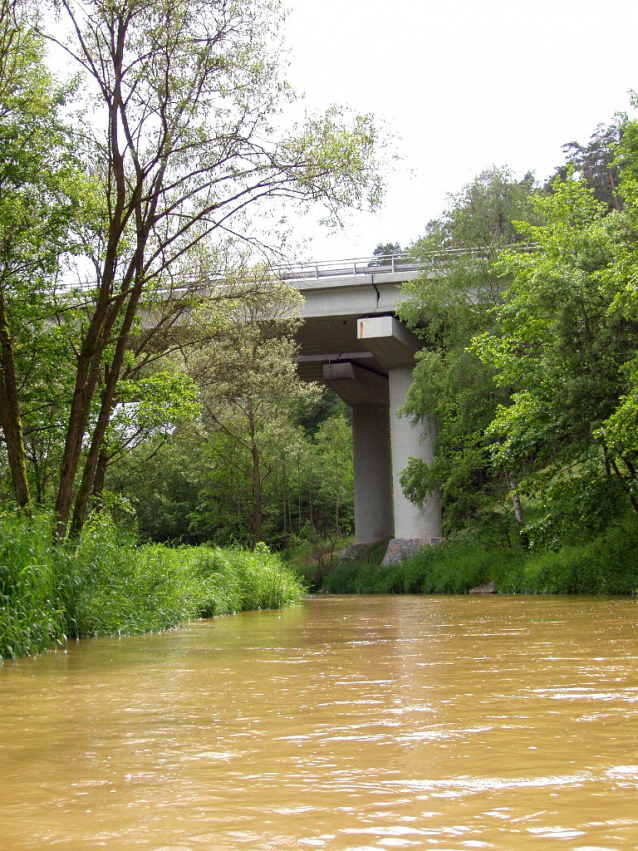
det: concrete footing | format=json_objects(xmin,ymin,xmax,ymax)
[{"xmin": 382, "ymin": 537, "xmax": 445, "ymax": 565}]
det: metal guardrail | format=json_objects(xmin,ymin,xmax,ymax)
[
  {"xmin": 272, "ymin": 245, "xmax": 534, "ymax": 282},
  {"xmin": 57, "ymin": 245, "xmax": 536, "ymax": 293},
  {"xmin": 275, "ymin": 253, "xmax": 420, "ymax": 281}
]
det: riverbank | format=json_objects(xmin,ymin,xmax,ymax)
[
  {"xmin": 0, "ymin": 512, "xmax": 305, "ymax": 660},
  {"xmin": 314, "ymin": 519, "xmax": 638, "ymax": 596}
]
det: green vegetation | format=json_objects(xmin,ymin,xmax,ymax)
[
  {"xmin": 389, "ymin": 117, "xmax": 638, "ymax": 591},
  {"xmin": 319, "ymin": 520, "xmax": 638, "ymax": 597},
  {"xmin": 0, "ymin": 0, "xmax": 361, "ymax": 661},
  {"xmin": 317, "ymin": 121, "xmax": 638, "ymax": 599},
  {"xmin": 4, "ymin": 0, "xmax": 638, "ymax": 668},
  {"xmin": 0, "ymin": 511, "xmax": 305, "ymax": 661},
  {"xmin": 0, "ymin": 0, "xmax": 380, "ymax": 541}
]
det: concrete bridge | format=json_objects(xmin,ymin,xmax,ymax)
[{"xmin": 279, "ymin": 253, "xmax": 442, "ymax": 564}]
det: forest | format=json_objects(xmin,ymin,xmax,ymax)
[{"xmin": 3, "ymin": 1, "xmax": 638, "ymax": 658}]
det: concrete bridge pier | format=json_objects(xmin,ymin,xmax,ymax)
[
  {"xmin": 323, "ymin": 316, "xmax": 442, "ymax": 564},
  {"xmin": 386, "ymin": 364, "xmax": 442, "ymax": 563},
  {"xmin": 352, "ymin": 404, "xmax": 394, "ymax": 544}
]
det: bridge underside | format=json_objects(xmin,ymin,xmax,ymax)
[{"xmin": 295, "ymin": 293, "xmax": 442, "ymax": 563}]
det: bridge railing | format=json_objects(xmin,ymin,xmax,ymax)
[
  {"xmin": 57, "ymin": 245, "xmax": 536, "ymax": 294},
  {"xmin": 274, "ymin": 253, "xmax": 420, "ymax": 281},
  {"xmin": 273, "ymin": 245, "xmax": 535, "ymax": 282}
]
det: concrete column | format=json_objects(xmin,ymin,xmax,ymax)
[
  {"xmin": 388, "ymin": 365, "xmax": 442, "ymax": 541},
  {"xmin": 352, "ymin": 404, "xmax": 394, "ymax": 544}
]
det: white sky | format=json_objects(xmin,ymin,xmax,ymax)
[{"xmin": 282, "ymin": 0, "xmax": 638, "ymax": 260}]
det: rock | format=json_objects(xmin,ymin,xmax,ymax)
[{"xmin": 469, "ymin": 580, "xmax": 497, "ymax": 595}]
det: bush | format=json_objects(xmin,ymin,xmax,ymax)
[
  {"xmin": 61, "ymin": 514, "xmax": 197, "ymax": 636},
  {"xmin": 185, "ymin": 542, "xmax": 305, "ymax": 617}
]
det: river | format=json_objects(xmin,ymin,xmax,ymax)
[{"xmin": 2, "ymin": 595, "xmax": 638, "ymax": 850}]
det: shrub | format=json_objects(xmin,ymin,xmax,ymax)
[{"xmin": 317, "ymin": 519, "xmax": 638, "ymax": 597}]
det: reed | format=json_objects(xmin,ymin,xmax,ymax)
[
  {"xmin": 0, "ymin": 513, "xmax": 68, "ymax": 658},
  {"xmin": 1, "ymin": 511, "xmax": 305, "ymax": 660}
]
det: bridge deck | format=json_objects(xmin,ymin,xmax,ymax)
[{"xmin": 291, "ymin": 254, "xmax": 423, "ymax": 382}]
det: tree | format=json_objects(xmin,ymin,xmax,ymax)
[
  {"xmin": 397, "ymin": 168, "xmax": 538, "ymax": 535},
  {"xmin": 473, "ymin": 171, "xmax": 638, "ymax": 541},
  {"xmin": 547, "ymin": 122, "xmax": 623, "ymax": 213},
  {"xmin": 369, "ymin": 241, "xmax": 402, "ymax": 266},
  {"xmin": 0, "ymin": 1, "xmax": 82, "ymax": 512},
  {"xmin": 313, "ymin": 413, "xmax": 353, "ymax": 539},
  {"xmin": 33, "ymin": 0, "xmax": 383, "ymax": 537},
  {"xmin": 188, "ymin": 282, "xmax": 320, "ymax": 543}
]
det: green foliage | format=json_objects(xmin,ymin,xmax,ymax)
[
  {"xmin": 0, "ymin": 510, "xmax": 305, "ymax": 660},
  {"xmin": 106, "ymin": 426, "xmax": 205, "ymax": 543},
  {"xmin": 107, "ymin": 393, "xmax": 354, "ymax": 550},
  {"xmin": 522, "ymin": 466, "xmax": 627, "ymax": 550},
  {"xmin": 0, "ymin": 11, "xmax": 87, "ymax": 509},
  {"xmin": 370, "ymin": 242, "xmax": 402, "ymax": 264},
  {"xmin": 474, "ymin": 172, "xmax": 638, "ymax": 519},
  {"xmin": 185, "ymin": 285, "xmax": 322, "ymax": 544},
  {"xmin": 398, "ymin": 168, "xmax": 538, "ymax": 534},
  {"xmin": 188, "ymin": 542, "xmax": 305, "ymax": 617},
  {"xmin": 546, "ymin": 121, "xmax": 623, "ymax": 212},
  {"xmin": 322, "ymin": 551, "xmax": 403, "ymax": 595},
  {"xmin": 312, "ymin": 414, "xmax": 354, "ymax": 538},
  {"xmin": 318, "ymin": 517, "xmax": 638, "ymax": 598},
  {"xmin": 1, "ymin": 0, "xmax": 386, "ymax": 538},
  {"xmin": 60, "ymin": 514, "xmax": 197, "ymax": 637}
]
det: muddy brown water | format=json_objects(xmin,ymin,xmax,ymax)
[{"xmin": 2, "ymin": 595, "xmax": 638, "ymax": 850}]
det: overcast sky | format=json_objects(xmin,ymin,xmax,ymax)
[{"xmin": 282, "ymin": 0, "xmax": 638, "ymax": 261}]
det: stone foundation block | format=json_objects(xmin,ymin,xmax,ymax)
[{"xmin": 382, "ymin": 537, "xmax": 443, "ymax": 565}]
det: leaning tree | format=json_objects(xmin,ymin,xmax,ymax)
[{"xmin": 16, "ymin": 0, "xmax": 385, "ymax": 537}]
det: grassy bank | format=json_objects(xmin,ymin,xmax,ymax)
[
  {"xmin": 320, "ymin": 518, "xmax": 638, "ymax": 596},
  {"xmin": 0, "ymin": 512, "xmax": 305, "ymax": 661}
]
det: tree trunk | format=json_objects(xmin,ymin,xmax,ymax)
[
  {"xmin": 53, "ymin": 284, "xmax": 121, "ymax": 537},
  {"xmin": 252, "ymin": 442, "xmax": 262, "ymax": 544},
  {"xmin": 70, "ymin": 280, "xmax": 144, "ymax": 537},
  {"xmin": 92, "ymin": 445, "xmax": 109, "ymax": 505},
  {"xmin": 510, "ymin": 481, "xmax": 524, "ymax": 525},
  {"xmin": 0, "ymin": 286, "xmax": 31, "ymax": 511}
]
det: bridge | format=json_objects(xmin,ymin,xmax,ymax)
[{"xmin": 284, "ymin": 253, "xmax": 442, "ymax": 564}]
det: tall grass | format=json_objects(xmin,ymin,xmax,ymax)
[
  {"xmin": 1, "ymin": 512, "xmax": 305, "ymax": 660},
  {"xmin": 0, "ymin": 513, "xmax": 68, "ymax": 658},
  {"xmin": 321, "ymin": 518, "xmax": 638, "ymax": 597}
]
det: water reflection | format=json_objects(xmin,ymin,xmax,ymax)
[{"xmin": 1, "ymin": 595, "xmax": 638, "ymax": 849}]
